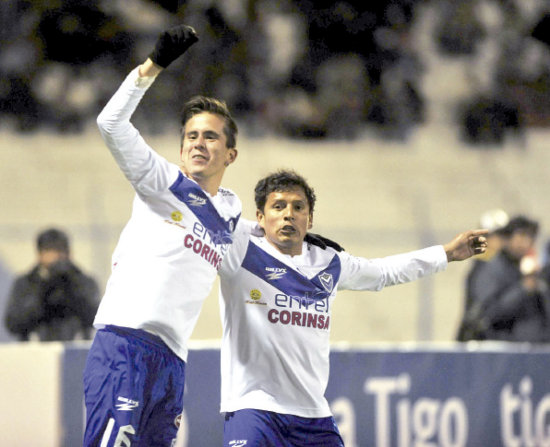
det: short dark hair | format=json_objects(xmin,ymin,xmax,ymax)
[
  {"xmin": 37, "ymin": 228, "xmax": 69, "ymax": 253},
  {"xmin": 180, "ymin": 96, "xmax": 238, "ymax": 148},
  {"xmin": 500, "ymin": 215, "xmax": 539, "ymax": 238},
  {"xmin": 254, "ymin": 170, "xmax": 316, "ymax": 214}
]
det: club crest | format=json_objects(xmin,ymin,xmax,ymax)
[{"xmin": 318, "ymin": 272, "xmax": 334, "ymax": 293}]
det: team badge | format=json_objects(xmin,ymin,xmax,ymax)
[{"xmin": 318, "ymin": 272, "xmax": 334, "ymax": 293}]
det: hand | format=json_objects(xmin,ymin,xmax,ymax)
[
  {"xmin": 522, "ymin": 274, "xmax": 539, "ymax": 293},
  {"xmin": 305, "ymin": 233, "xmax": 345, "ymax": 252},
  {"xmin": 149, "ymin": 24, "xmax": 199, "ymax": 69},
  {"xmin": 443, "ymin": 229, "xmax": 488, "ymax": 262}
]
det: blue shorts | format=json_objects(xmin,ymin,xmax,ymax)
[
  {"xmin": 83, "ymin": 326, "xmax": 186, "ymax": 446},
  {"xmin": 224, "ymin": 409, "xmax": 344, "ymax": 447}
]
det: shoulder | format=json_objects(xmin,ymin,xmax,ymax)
[
  {"xmin": 216, "ymin": 186, "xmax": 242, "ymax": 211},
  {"xmin": 303, "ymin": 243, "xmax": 345, "ymax": 273},
  {"xmin": 218, "ymin": 186, "xmax": 239, "ymax": 201}
]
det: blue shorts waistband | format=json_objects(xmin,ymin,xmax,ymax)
[{"xmin": 103, "ymin": 325, "xmax": 170, "ymax": 352}]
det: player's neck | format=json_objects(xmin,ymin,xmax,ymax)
[
  {"xmin": 265, "ymin": 238, "xmax": 303, "ymax": 257},
  {"xmin": 184, "ymin": 171, "xmax": 221, "ymax": 196}
]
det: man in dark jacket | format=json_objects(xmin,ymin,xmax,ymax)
[
  {"xmin": 4, "ymin": 228, "xmax": 99, "ymax": 341},
  {"xmin": 457, "ymin": 209, "xmax": 509, "ymax": 341},
  {"xmin": 472, "ymin": 215, "xmax": 550, "ymax": 342}
]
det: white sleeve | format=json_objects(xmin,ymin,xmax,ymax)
[
  {"xmin": 96, "ymin": 67, "xmax": 178, "ymax": 196},
  {"xmin": 218, "ymin": 219, "xmax": 257, "ymax": 277},
  {"xmin": 337, "ymin": 245, "xmax": 448, "ymax": 291}
]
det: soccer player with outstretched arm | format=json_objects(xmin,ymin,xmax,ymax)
[{"xmin": 218, "ymin": 170, "xmax": 488, "ymax": 446}]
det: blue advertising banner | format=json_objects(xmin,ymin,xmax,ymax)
[
  {"xmin": 61, "ymin": 343, "xmax": 550, "ymax": 446},
  {"xmin": 326, "ymin": 345, "xmax": 550, "ymax": 446}
]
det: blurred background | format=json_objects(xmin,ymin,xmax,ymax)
[{"xmin": 1, "ymin": 0, "xmax": 550, "ymax": 344}]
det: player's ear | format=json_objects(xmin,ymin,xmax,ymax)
[
  {"xmin": 308, "ymin": 212, "xmax": 313, "ymax": 229},
  {"xmin": 224, "ymin": 148, "xmax": 237, "ymax": 167},
  {"xmin": 256, "ymin": 209, "xmax": 266, "ymax": 230}
]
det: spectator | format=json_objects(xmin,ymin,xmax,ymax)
[
  {"xmin": 457, "ymin": 208, "xmax": 509, "ymax": 341},
  {"xmin": 472, "ymin": 215, "xmax": 550, "ymax": 342},
  {"xmin": 4, "ymin": 228, "xmax": 100, "ymax": 341}
]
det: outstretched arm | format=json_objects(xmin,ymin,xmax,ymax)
[{"xmin": 443, "ymin": 229, "xmax": 488, "ymax": 262}]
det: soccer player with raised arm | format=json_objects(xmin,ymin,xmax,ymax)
[
  {"xmin": 82, "ymin": 25, "xmax": 242, "ymax": 446},
  {"xmin": 218, "ymin": 170, "xmax": 488, "ymax": 446}
]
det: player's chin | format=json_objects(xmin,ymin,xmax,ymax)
[
  {"xmin": 278, "ymin": 232, "xmax": 303, "ymax": 246},
  {"xmin": 186, "ymin": 165, "xmax": 210, "ymax": 178}
]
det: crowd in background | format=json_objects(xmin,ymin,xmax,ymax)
[
  {"xmin": 2, "ymin": 1, "xmax": 550, "ymax": 345},
  {"xmin": 1, "ymin": 0, "xmax": 550, "ymax": 143}
]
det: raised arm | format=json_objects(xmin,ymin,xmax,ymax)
[{"xmin": 96, "ymin": 24, "xmax": 199, "ymax": 191}]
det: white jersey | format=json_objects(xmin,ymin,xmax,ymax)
[
  {"xmin": 94, "ymin": 67, "xmax": 241, "ymax": 361},
  {"xmin": 218, "ymin": 225, "xmax": 447, "ymax": 417}
]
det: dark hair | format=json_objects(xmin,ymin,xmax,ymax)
[
  {"xmin": 37, "ymin": 228, "xmax": 69, "ymax": 253},
  {"xmin": 500, "ymin": 215, "xmax": 539, "ymax": 238},
  {"xmin": 180, "ymin": 96, "xmax": 238, "ymax": 148},
  {"xmin": 254, "ymin": 170, "xmax": 316, "ymax": 214}
]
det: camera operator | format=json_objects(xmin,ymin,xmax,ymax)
[
  {"xmin": 472, "ymin": 216, "xmax": 550, "ymax": 343},
  {"xmin": 4, "ymin": 228, "xmax": 99, "ymax": 341}
]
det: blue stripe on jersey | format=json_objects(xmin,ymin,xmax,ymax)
[
  {"xmin": 241, "ymin": 240, "xmax": 341, "ymax": 301},
  {"xmin": 169, "ymin": 172, "xmax": 240, "ymax": 244}
]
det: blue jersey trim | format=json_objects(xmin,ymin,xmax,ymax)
[
  {"xmin": 241, "ymin": 240, "xmax": 341, "ymax": 301},
  {"xmin": 169, "ymin": 172, "xmax": 240, "ymax": 244}
]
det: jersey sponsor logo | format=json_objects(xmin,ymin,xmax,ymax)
[
  {"xmin": 171, "ymin": 210, "xmax": 183, "ymax": 222},
  {"xmin": 318, "ymin": 272, "xmax": 334, "ymax": 293},
  {"xmin": 265, "ymin": 266, "xmax": 287, "ymax": 280},
  {"xmin": 207, "ymin": 228, "xmax": 233, "ymax": 245},
  {"xmin": 187, "ymin": 192, "xmax": 207, "ymax": 207},
  {"xmin": 268, "ymin": 308, "xmax": 330, "ymax": 330},
  {"xmin": 246, "ymin": 289, "xmax": 266, "ymax": 305},
  {"xmin": 229, "ymin": 440, "xmax": 248, "ymax": 446},
  {"xmin": 115, "ymin": 396, "xmax": 139, "ymax": 411},
  {"xmin": 184, "ymin": 233, "xmax": 223, "ymax": 269},
  {"xmin": 267, "ymin": 293, "xmax": 331, "ymax": 330}
]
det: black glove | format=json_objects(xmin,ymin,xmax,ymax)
[
  {"xmin": 149, "ymin": 25, "xmax": 199, "ymax": 68},
  {"xmin": 305, "ymin": 233, "xmax": 345, "ymax": 252}
]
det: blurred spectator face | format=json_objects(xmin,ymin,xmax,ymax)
[
  {"xmin": 479, "ymin": 209, "xmax": 509, "ymax": 258},
  {"xmin": 486, "ymin": 232, "xmax": 505, "ymax": 255},
  {"xmin": 38, "ymin": 249, "xmax": 67, "ymax": 268},
  {"xmin": 486, "ymin": 232, "xmax": 505, "ymax": 260},
  {"xmin": 505, "ymin": 230, "xmax": 536, "ymax": 261}
]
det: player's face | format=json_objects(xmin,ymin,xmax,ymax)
[
  {"xmin": 257, "ymin": 188, "xmax": 313, "ymax": 256},
  {"xmin": 180, "ymin": 112, "xmax": 237, "ymax": 194}
]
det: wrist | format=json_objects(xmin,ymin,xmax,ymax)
[
  {"xmin": 138, "ymin": 59, "xmax": 163, "ymax": 78},
  {"xmin": 443, "ymin": 244, "xmax": 453, "ymax": 262}
]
